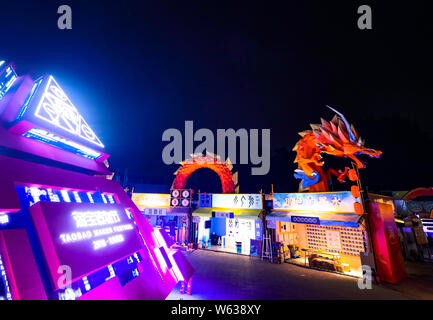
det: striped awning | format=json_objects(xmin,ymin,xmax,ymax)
[
  {"xmin": 192, "ymin": 207, "xmax": 261, "ymax": 219},
  {"xmin": 266, "ymin": 210, "xmax": 362, "ymax": 227}
]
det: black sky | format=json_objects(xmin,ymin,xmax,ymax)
[{"xmin": 1, "ymin": 1, "xmax": 432, "ymax": 193}]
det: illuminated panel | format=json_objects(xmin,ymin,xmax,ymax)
[
  {"xmin": 210, "ymin": 194, "xmax": 263, "ymax": 210},
  {"xmin": 33, "ymin": 76, "xmax": 104, "ymax": 148},
  {"xmin": 15, "ymin": 77, "xmax": 44, "ymax": 120},
  {"xmin": 23, "ymin": 128, "xmax": 102, "ymax": 160},
  {"xmin": 13, "ymin": 186, "xmax": 143, "ymax": 299},
  {"xmin": 0, "ymin": 64, "xmax": 17, "ymax": 100},
  {"xmin": 273, "ymin": 191, "xmax": 360, "ymax": 213},
  {"xmin": 29, "ymin": 202, "xmax": 143, "ymax": 289}
]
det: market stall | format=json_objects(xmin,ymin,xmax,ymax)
[{"xmin": 267, "ymin": 192, "xmax": 367, "ymax": 277}]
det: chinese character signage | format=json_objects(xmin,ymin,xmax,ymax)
[
  {"xmin": 273, "ymin": 192, "xmax": 359, "ymax": 213},
  {"xmin": 212, "ymin": 211, "xmax": 234, "ymax": 219},
  {"xmin": 131, "ymin": 193, "xmax": 170, "ymax": 211},
  {"xmin": 199, "ymin": 194, "xmax": 212, "ymax": 207},
  {"xmin": 201, "ymin": 194, "xmax": 263, "ymax": 210},
  {"xmin": 29, "ymin": 201, "xmax": 142, "ymax": 289}
]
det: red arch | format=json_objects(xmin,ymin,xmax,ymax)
[{"xmin": 172, "ymin": 156, "xmax": 235, "ymax": 193}]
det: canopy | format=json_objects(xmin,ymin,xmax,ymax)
[
  {"xmin": 266, "ymin": 210, "xmax": 362, "ymax": 227},
  {"xmin": 193, "ymin": 207, "xmax": 261, "ymax": 219}
]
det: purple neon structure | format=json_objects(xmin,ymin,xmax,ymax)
[{"xmin": 0, "ymin": 59, "xmax": 194, "ymax": 300}]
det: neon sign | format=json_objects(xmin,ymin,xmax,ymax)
[
  {"xmin": 29, "ymin": 202, "xmax": 142, "ymax": 289},
  {"xmin": 200, "ymin": 194, "xmax": 263, "ymax": 210},
  {"xmin": 33, "ymin": 76, "xmax": 104, "ymax": 148},
  {"xmin": 16, "ymin": 78, "xmax": 44, "ymax": 120}
]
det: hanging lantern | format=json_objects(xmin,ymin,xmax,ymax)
[
  {"xmin": 348, "ymin": 169, "xmax": 358, "ymax": 181},
  {"xmin": 351, "ymin": 185, "xmax": 360, "ymax": 198},
  {"xmin": 354, "ymin": 202, "xmax": 363, "ymax": 215}
]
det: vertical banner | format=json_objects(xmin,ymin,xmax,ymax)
[{"xmin": 368, "ymin": 202, "xmax": 406, "ymax": 283}]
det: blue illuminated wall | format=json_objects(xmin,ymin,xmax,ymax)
[{"xmin": 210, "ymin": 217, "xmax": 226, "ymax": 237}]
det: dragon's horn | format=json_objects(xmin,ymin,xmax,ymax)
[
  {"xmin": 331, "ymin": 115, "xmax": 339, "ymax": 125},
  {"xmin": 310, "ymin": 123, "xmax": 321, "ymax": 131},
  {"xmin": 298, "ymin": 130, "xmax": 310, "ymax": 137},
  {"xmin": 320, "ymin": 118, "xmax": 332, "ymax": 132},
  {"xmin": 326, "ymin": 105, "xmax": 357, "ymax": 142},
  {"xmin": 337, "ymin": 125, "xmax": 349, "ymax": 142},
  {"xmin": 351, "ymin": 124, "xmax": 359, "ymax": 140}
]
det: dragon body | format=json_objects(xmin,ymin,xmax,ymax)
[{"xmin": 293, "ymin": 106, "xmax": 382, "ymax": 192}]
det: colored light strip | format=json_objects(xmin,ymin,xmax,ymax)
[
  {"xmin": 0, "ymin": 254, "xmax": 12, "ymax": 300},
  {"xmin": 23, "ymin": 128, "xmax": 102, "ymax": 160}
]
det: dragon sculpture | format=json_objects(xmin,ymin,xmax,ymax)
[{"xmin": 293, "ymin": 106, "xmax": 382, "ymax": 192}]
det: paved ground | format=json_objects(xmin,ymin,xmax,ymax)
[{"xmin": 167, "ymin": 249, "xmax": 433, "ymax": 300}]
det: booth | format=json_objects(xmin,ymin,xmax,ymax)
[
  {"xmin": 193, "ymin": 193, "xmax": 263, "ymax": 256},
  {"xmin": 267, "ymin": 191, "xmax": 406, "ymax": 282},
  {"xmin": 0, "ymin": 59, "xmax": 193, "ymax": 300}
]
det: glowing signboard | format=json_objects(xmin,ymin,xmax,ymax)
[
  {"xmin": 273, "ymin": 192, "xmax": 359, "ymax": 213},
  {"xmin": 0, "ymin": 63, "xmax": 17, "ymax": 99},
  {"xmin": 29, "ymin": 201, "xmax": 142, "ymax": 289},
  {"xmin": 200, "ymin": 194, "xmax": 263, "ymax": 210},
  {"xmin": 34, "ymin": 76, "xmax": 104, "ymax": 148},
  {"xmin": 9, "ymin": 74, "xmax": 108, "ymax": 161},
  {"xmin": 131, "ymin": 193, "xmax": 170, "ymax": 211}
]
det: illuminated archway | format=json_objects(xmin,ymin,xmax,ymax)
[{"xmin": 172, "ymin": 155, "xmax": 236, "ymax": 193}]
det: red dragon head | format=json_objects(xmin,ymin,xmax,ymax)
[{"xmin": 311, "ymin": 106, "xmax": 382, "ymax": 169}]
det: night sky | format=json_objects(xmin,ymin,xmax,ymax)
[{"xmin": 1, "ymin": 1, "xmax": 432, "ymax": 193}]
